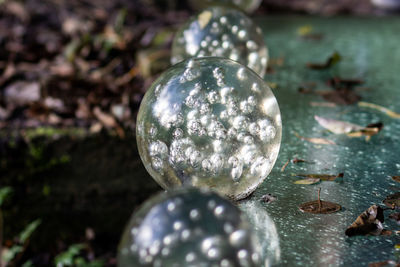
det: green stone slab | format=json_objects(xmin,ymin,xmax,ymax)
[{"xmin": 252, "ymin": 16, "xmax": 400, "ymax": 266}]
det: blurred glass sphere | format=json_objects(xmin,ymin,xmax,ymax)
[
  {"xmin": 189, "ymin": 0, "xmax": 262, "ymax": 13},
  {"xmin": 118, "ymin": 188, "xmax": 267, "ymax": 266},
  {"xmin": 239, "ymin": 200, "xmax": 281, "ymax": 266},
  {"xmin": 136, "ymin": 57, "xmax": 281, "ymax": 200},
  {"xmin": 171, "ymin": 7, "xmax": 268, "ymax": 77}
]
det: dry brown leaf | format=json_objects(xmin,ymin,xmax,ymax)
[
  {"xmin": 294, "ymin": 178, "xmax": 320, "ymax": 185},
  {"xmin": 369, "ymin": 260, "xmax": 400, "ymax": 267},
  {"xmin": 292, "ymin": 158, "xmax": 308, "ymax": 164},
  {"xmin": 346, "ymin": 122, "xmax": 384, "ymax": 141},
  {"xmin": 299, "ymin": 188, "xmax": 341, "ymax": 214},
  {"xmin": 294, "ymin": 132, "xmax": 336, "ymax": 145},
  {"xmin": 4, "ymin": 81, "xmax": 41, "ymax": 106},
  {"xmin": 295, "ymin": 173, "xmax": 344, "ymax": 181},
  {"xmin": 383, "ymin": 192, "xmax": 400, "ymax": 209},
  {"xmin": 359, "ymin": 101, "xmax": 400, "ymax": 119},
  {"xmin": 392, "ymin": 176, "xmax": 400, "ymax": 183},
  {"xmin": 345, "ymin": 205, "xmax": 384, "ymax": 236},
  {"xmin": 310, "ymin": 102, "xmax": 337, "ymax": 108},
  {"xmin": 314, "ymin": 115, "xmax": 364, "ymax": 134},
  {"xmin": 306, "ymin": 52, "xmax": 341, "ymax": 70},
  {"xmin": 299, "ymin": 200, "xmax": 341, "ymax": 214},
  {"xmin": 93, "ymin": 107, "xmax": 125, "ymax": 138}
]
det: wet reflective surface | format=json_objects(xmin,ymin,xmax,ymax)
[
  {"xmin": 252, "ymin": 16, "xmax": 400, "ymax": 266},
  {"xmin": 136, "ymin": 57, "xmax": 281, "ymax": 200},
  {"xmin": 118, "ymin": 188, "xmax": 274, "ymax": 266},
  {"xmin": 171, "ymin": 7, "xmax": 268, "ymax": 77}
]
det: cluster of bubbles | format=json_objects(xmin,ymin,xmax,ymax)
[
  {"xmin": 136, "ymin": 57, "xmax": 281, "ymax": 200},
  {"xmin": 118, "ymin": 188, "xmax": 266, "ymax": 267},
  {"xmin": 121, "ymin": 2, "xmax": 281, "ymax": 266},
  {"xmin": 171, "ymin": 6, "xmax": 268, "ymax": 77}
]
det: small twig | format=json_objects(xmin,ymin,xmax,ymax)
[
  {"xmin": 318, "ymin": 188, "xmax": 322, "ymax": 212},
  {"xmin": 281, "ymin": 159, "xmax": 290, "ymax": 172}
]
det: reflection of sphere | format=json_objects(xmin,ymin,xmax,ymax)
[
  {"xmin": 171, "ymin": 7, "xmax": 268, "ymax": 77},
  {"xmin": 136, "ymin": 57, "xmax": 281, "ymax": 200},
  {"xmin": 118, "ymin": 188, "xmax": 264, "ymax": 266},
  {"xmin": 189, "ymin": 0, "xmax": 262, "ymax": 13},
  {"xmin": 239, "ymin": 201, "xmax": 281, "ymax": 266}
]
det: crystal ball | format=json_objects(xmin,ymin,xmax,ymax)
[
  {"xmin": 189, "ymin": 0, "xmax": 262, "ymax": 13},
  {"xmin": 171, "ymin": 6, "xmax": 268, "ymax": 77},
  {"xmin": 136, "ymin": 57, "xmax": 281, "ymax": 200},
  {"xmin": 118, "ymin": 188, "xmax": 266, "ymax": 266},
  {"xmin": 239, "ymin": 201, "xmax": 281, "ymax": 266}
]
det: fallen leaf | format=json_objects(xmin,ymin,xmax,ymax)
[
  {"xmin": 4, "ymin": 81, "xmax": 40, "ymax": 106},
  {"xmin": 359, "ymin": 101, "xmax": 400, "ymax": 119},
  {"xmin": 383, "ymin": 193, "xmax": 400, "ymax": 209},
  {"xmin": 294, "ymin": 173, "xmax": 344, "ymax": 181},
  {"xmin": 294, "ymin": 132, "xmax": 336, "ymax": 145},
  {"xmin": 5, "ymin": 1, "xmax": 30, "ymax": 22},
  {"xmin": 43, "ymin": 97, "xmax": 65, "ymax": 112},
  {"xmin": 319, "ymin": 89, "xmax": 361, "ymax": 105},
  {"xmin": 75, "ymin": 98, "xmax": 91, "ymax": 119},
  {"xmin": 297, "ymin": 25, "xmax": 313, "ymax": 36},
  {"xmin": 306, "ymin": 52, "xmax": 341, "ymax": 70},
  {"xmin": 0, "ymin": 106, "xmax": 10, "ymax": 120},
  {"xmin": 294, "ymin": 178, "xmax": 320, "ymax": 185},
  {"xmin": 314, "ymin": 115, "xmax": 364, "ymax": 134},
  {"xmin": 310, "ymin": 102, "xmax": 337, "ymax": 108},
  {"xmin": 369, "ymin": 260, "xmax": 400, "ymax": 267},
  {"xmin": 90, "ymin": 122, "xmax": 103, "ymax": 134},
  {"xmin": 345, "ymin": 205, "xmax": 384, "ymax": 236},
  {"xmin": 299, "ymin": 200, "xmax": 341, "ymax": 214},
  {"xmin": 93, "ymin": 107, "xmax": 125, "ymax": 138},
  {"xmin": 328, "ymin": 77, "xmax": 364, "ymax": 88},
  {"xmin": 296, "ymin": 26, "xmax": 324, "ymax": 40},
  {"xmin": 392, "ymin": 176, "xmax": 400, "ymax": 183},
  {"xmin": 299, "ymin": 188, "xmax": 341, "ymax": 214},
  {"xmin": 137, "ymin": 48, "xmax": 170, "ymax": 78},
  {"xmin": 292, "ymin": 158, "xmax": 307, "ymax": 164},
  {"xmin": 260, "ymin": 193, "xmax": 277, "ymax": 204},
  {"xmin": 346, "ymin": 122, "xmax": 384, "ymax": 141}
]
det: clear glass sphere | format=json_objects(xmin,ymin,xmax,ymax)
[
  {"xmin": 239, "ymin": 200, "xmax": 281, "ymax": 266},
  {"xmin": 171, "ymin": 6, "xmax": 268, "ymax": 77},
  {"xmin": 136, "ymin": 57, "xmax": 281, "ymax": 200},
  {"xmin": 118, "ymin": 188, "xmax": 266, "ymax": 266},
  {"xmin": 189, "ymin": 0, "xmax": 262, "ymax": 13}
]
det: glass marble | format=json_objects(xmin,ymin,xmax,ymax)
[
  {"xmin": 118, "ymin": 188, "xmax": 270, "ymax": 266},
  {"xmin": 239, "ymin": 200, "xmax": 281, "ymax": 266},
  {"xmin": 171, "ymin": 6, "xmax": 268, "ymax": 77},
  {"xmin": 189, "ymin": 0, "xmax": 262, "ymax": 13},
  {"xmin": 136, "ymin": 57, "xmax": 281, "ymax": 200}
]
